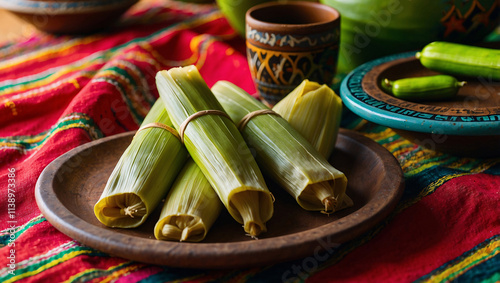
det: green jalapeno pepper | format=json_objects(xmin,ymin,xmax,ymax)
[
  {"xmin": 381, "ymin": 75, "xmax": 466, "ymax": 102},
  {"xmin": 416, "ymin": 41, "xmax": 500, "ymax": 81}
]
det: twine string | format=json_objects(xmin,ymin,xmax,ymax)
[
  {"xmin": 178, "ymin": 110, "xmax": 231, "ymax": 144},
  {"xmin": 136, "ymin": 122, "xmax": 181, "ymax": 142},
  {"xmin": 237, "ymin": 109, "xmax": 281, "ymax": 131}
]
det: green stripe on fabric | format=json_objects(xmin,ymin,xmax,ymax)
[
  {"xmin": 109, "ymin": 63, "xmax": 156, "ymax": 105},
  {"xmin": 138, "ymin": 267, "xmax": 206, "ymax": 283},
  {"xmin": 0, "ymin": 8, "xmax": 218, "ymax": 92},
  {"xmin": 0, "ymin": 51, "xmax": 107, "ymax": 92},
  {"xmin": 97, "ymin": 67, "xmax": 146, "ymax": 124},
  {"xmin": 65, "ymin": 261, "xmax": 137, "ymax": 283},
  {"xmin": 0, "ymin": 72, "xmax": 54, "ymax": 92},
  {"xmin": 456, "ymin": 254, "xmax": 500, "ymax": 283},
  {"xmin": 416, "ymin": 235, "xmax": 500, "ymax": 283},
  {"xmin": 0, "ymin": 113, "xmax": 103, "ymax": 152},
  {"xmin": 1, "ymin": 242, "xmax": 110, "ymax": 282},
  {"xmin": 0, "ymin": 215, "xmax": 46, "ymax": 246}
]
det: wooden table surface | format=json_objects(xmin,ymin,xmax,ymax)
[
  {"xmin": 0, "ymin": 9, "xmax": 31, "ymax": 43},
  {"xmin": 0, "ymin": 0, "xmax": 156, "ymax": 44}
]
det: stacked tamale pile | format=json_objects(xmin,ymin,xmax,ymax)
[{"xmin": 93, "ymin": 65, "xmax": 350, "ymax": 242}]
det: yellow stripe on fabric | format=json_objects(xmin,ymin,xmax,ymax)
[
  {"xmin": 0, "ymin": 73, "xmax": 94, "ymax": 104},
  {"xmin": 402, "ymin": 151, "xmax": 447, "ymax": 175},
  {"xmin": 0, "ymin": 12, "xmax": 216, "ymax": 97},
  {"xmin": 10, "ymin": 114, "xmax": 89, "ymax": 144},
  {"xmin": 422, "ymin": 239, "xmax": 500, "ymax": 282},
  {"xmin": 0, "ymin": 122, "xmax": 98, "ymax": 154},
  {"xmin": 192, "ymin": 34, "xmax": 213, "ymax": 70},
  {"xmin": 50, "ymin": 122, "xmax": 100, "ymax": 141},
  {"xmin": 4, "ymin": 250, "xmax": 96, "ymax": 283},
  {"xmin": 386, "ymin": 139, "xmax": 414, "ymax": 153},
  {"xmin": 363, "ymin": 128, "xmax": 394, "ymax": 142},
  {"xmin": 143, "ymin": 11, "xmax": 231, "ymax": 68},
  {"xmin": 448, "ymin": 159, "xmax": 499, "ymax": 173},
  {"xmin": 1, "ymin": 10, "xmax": 225, "ymax": 100},
  {"xmin": 0, "ymin": 143, "xmax": 24, "ymax": 152},
  {"xmin": 95, "ymin": 70, "xmax": 146, "ymax": 108},
  {"xmin": 144, "ymin": 34, "xmax": 214, "ymax": 68},
  {"xmin": 0, "ymin": 241, "xmax": 78, "ymax": 277},
  {"xmin": 0, "ymin": 62, "xmax": 94, "ymax": 97},
  {"xmin": 0, "ymin": 36, "xmax": 102, "ymax": 71},
  {"xmin": 0, "ymin": 46, "xmax": 153, "ymax": 98},
  {"xmin": 97, "ymin": 263, "xmax": 145, "ymax": 283},
  {"xmin": 397, "ymin": 173, "xmax": 468, "ymax": 212},
  {"xmin": 62, "ymin": 261, "xmax": 136, "ymax": 283}
]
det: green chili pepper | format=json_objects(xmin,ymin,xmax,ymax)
[
  {"xmin": 416, "ymin": 41, "xmax": 500, "ymax": 81},
  {"xmin": 381, "ymin": 75, "xmax": 466, "ymax": 102}
]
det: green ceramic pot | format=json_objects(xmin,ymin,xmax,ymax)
[
  {"xmin": 216, "ymin": 0, "xmax": 318, "ymax": 36},
  {"xmin": 320, "ymin": 0, "xmax": 499, "ymax": 74}
]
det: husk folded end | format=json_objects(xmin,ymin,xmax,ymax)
[
  {"xmin": 297, "ymin": 174, "xmax": 348, "ymax": 214},
  {"xmin": 94, "ymin": 193, "xmax": 148, "ymax": 228},
  {"xmin": 154, "ymin": 160, "xmax": 223, "ymax": 242},
  {"xmin": 154, "ymin": 215, "xmax": 207, "ymax": 242},
  {"xmin": 229, "ymin": 190, "xmax": 273, "ymax": 238}
]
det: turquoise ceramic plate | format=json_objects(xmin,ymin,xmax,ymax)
[
  {"xmin": 339, "ymin": 50, "xmax": 500, "ymax": 157},
  {"xmin": 340, "ymin": 51, "xmax": 500, "ymax": 136}
]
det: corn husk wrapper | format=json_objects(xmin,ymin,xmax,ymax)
[
  {"xmin": 273, "ymin": 80, "xmax": 342, "ymax": 159},
  {"xmin": 273, "ymin": 80, "xmax": 353, "ymax": 210},
  {"xmin": 154, "ymin": 159, "xmax": 222, "ymax": 242},
  {"xmin": 212, "ymin": 81, "xmax": 347, "ymax": 212},
  {"xmin": 94, "ymin": 98, "xmax": 189, "ymax": 228},
  {"xmin": 155, "ymin": 66, "xmax": 274, "ymax": 237}
]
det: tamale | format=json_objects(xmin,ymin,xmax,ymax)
[
  {"xmin": 272, "ymin": 80, "xmax": 353, "ymax": 211},
  {"xmin": 155, "ymin": 66, "xmax": 273, "ymax": 238},
  {"xmin": 154, "ymin": 159, "xmax": 222, "ymax": 242},
  {"xmin": 94, "ymin": 98, "xmax": 188, "ymax": 228},
  {"xmin": 272, "ymin": 80, "xmax": 342, "ymax": 159},
  {"xmin": 212, "ymin": 81, "xmax": 347, "ymax": 213}
]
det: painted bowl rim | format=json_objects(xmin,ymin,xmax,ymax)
[{"xmin": 0, "ymin": 0, "xmax": 138, "ymax": 14}]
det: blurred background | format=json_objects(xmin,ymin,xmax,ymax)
[{"xmin": 0, "ymin": 8, "xmax": 30, "ymax": 42}]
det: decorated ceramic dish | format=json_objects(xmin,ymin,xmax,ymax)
[
  {"xmin": 340, "ymin": 50, "xmax": 500, "ymax": 158},
  {"xmin": 0, "ymin": 0, "xmax": 138, "ymax": 34}
]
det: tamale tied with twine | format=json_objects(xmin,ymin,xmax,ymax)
[
  {"xmin": 94, "ymin": 98, "xmax": 189, "ymax": 228},
  {"xmin": 273, "ymin": 79, "xmax": 353, "ymax": 209},
  {"xmin": 212, "ymin": 81, "xmax": 347, "ymax": 213},
  {"xmin": 155, "ymin": 65, "xmax": 274, "ymax": 238}
]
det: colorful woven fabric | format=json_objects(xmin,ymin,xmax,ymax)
[{"xmin": 1, "ymin": 1, "xmax": 499, "ymax": 282}]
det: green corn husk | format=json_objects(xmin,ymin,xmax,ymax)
[
  {"xmin": 273, "ymin": 80, "xmax": 343, "ymax": 159},
  {"xmin": 155, "ymin": 66, "xmax": 274, "ymax": 238},
  {"xmin": 212, "ymin": 81, "xmax": 347, "ymax": 213},
  {"xmin": 94, "ymin": 98, "xmax": 189, "ymax": 228},
  {"xmin": 273, "ymin": 80, "xmax": 353, "ymax": 211},
  {"xmin": 154, "ymin": 159, "xmax": 222, "ymax": 242}
]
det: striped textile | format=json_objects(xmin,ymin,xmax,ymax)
[{"xmin": 1, "ymin": 1, "xmax": 499, "ymax": 282}]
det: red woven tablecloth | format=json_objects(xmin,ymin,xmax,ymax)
[{"xmin": 1, "ymin": 1, "xmax": 499, "ymax": 282}]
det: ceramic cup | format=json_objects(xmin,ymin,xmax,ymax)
[{"xmin": 246, "ymin": 1, "xmax": 340, "ymax": 106}]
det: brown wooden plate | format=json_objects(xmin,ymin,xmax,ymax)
[{"xmin": 35, "ymin": 129, "xmax": 404, "ymax": 269}]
